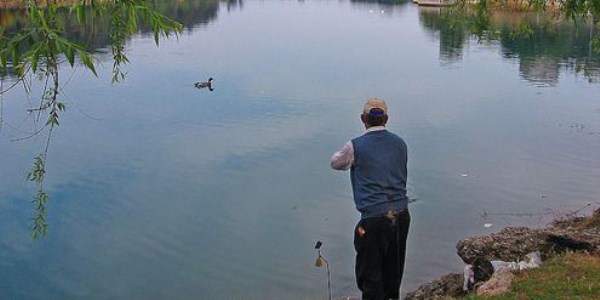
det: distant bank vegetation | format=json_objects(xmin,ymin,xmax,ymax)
[{"xmin": 1, "ymin": 0, "xmax": 88, "ymax": 9}]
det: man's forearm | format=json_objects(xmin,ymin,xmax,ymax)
[{"xmin": 331, "ymin": 141, "xmax": 353, "ymax": 171}]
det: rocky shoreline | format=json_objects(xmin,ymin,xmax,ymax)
[{"xmin": 404, "ymin": 207, "xmax": 600, "ymax": 299}]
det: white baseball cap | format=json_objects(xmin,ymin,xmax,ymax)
[{"xmin": 363, "ymin": 97, "xmax": 388, "ymax": 115}]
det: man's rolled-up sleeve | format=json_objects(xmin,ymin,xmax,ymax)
[{"xmin": 330, "ymin": 141, "xmax": 354, "ymax": 171}]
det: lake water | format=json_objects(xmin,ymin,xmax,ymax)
[{"xmin": 1, "ymin": 1, "xmax": 599, "ymax": 299}]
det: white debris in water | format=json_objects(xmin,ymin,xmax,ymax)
[
  {"xmin": 461, "ymin": 174, "xmax": 468, "ymax": 177},
  {"xmin": 484, "ymin": 223, "xmax": 493, "ymax": 228},
  {"xmin": 380, "ymin": 10, "xmax": 385, "ymax": 14}
]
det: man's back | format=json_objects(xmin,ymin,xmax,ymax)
[{"xmin": 351, "ymin": 130, "xmax": 408, "ymax": 219}]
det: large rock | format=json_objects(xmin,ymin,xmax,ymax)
[
  {"xmin": 456, "ymin": 227, "xmax": 548, "ymax": 264},
  {"xmin": 403, "ymin": 273, "xmax": 465, "ymax": 300},
  {"xmin": 475, "ymin": 267, "xmax": 514, "ymax": 297},
  {"xmin": 456, "ymin": 208, "xmax": 600, "ymax": 264}
]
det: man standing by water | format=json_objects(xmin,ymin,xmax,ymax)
[{"xmin": 330, "ymin": 98, "xmax": 410, "ymax": 300}]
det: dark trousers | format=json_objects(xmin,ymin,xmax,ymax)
[{"xmin": 354, "ymin": 209, "xmax": 410, "ymax": 300}]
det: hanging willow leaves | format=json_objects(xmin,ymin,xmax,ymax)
[
  {"xmin": 27, "ymin": 155, "xmax": 48, "ymax": 239},
  {"xmin": 0, "ymin": 0, "xmax": 183, "ymax": 239}
]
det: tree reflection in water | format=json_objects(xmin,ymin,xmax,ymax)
[{"xmin": 418, "ymin": 7, "xmax": 600, "ymax": 85}]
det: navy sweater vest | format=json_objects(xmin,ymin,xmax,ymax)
[{"xmin": 351, "ymin": 130, "xmax": 408, "ymax": 219}]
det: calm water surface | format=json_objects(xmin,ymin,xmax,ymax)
[{"xmin": 1, "ymin": 1, "xmax": 599, "ymax": 299}]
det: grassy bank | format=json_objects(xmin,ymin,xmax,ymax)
[{"xmin": 463, "ymin": 252, "xmax": 600, "ymax": 300}]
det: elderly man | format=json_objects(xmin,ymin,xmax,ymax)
[{"xmin": 331, "ymin": 97, "xmax": 411, "ymax": 300}]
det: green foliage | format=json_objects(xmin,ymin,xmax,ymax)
[
  {"xmin": 592, "ymin": 36, "xmax": 600, "ymax": 52},
  {"xmin": 441, "ymin": 0, "xmax": 600, "ymax": 57},
  {"xmin": 0, "ymin": 2, "xmax": 94, "ymax": 77},
  {"xmin": 510, "ymin": 22, "xmax": 534, "ymax": 39},
  {"xmin": 528, "ymin": 0, "xmax": 548, "ymax": 11},
  {"xmin": 448, "ymin": 0, "xmax": 599, "ymax": 40},
  {"xmin": 27, "ymin": 155, "xmax": 46, "ymax": 185},
  {"xmin": 27, "ymin": 155, "xmax": 48, "ymax": 239},
  {"xmin": 0, "ymin": 1, "xmax": 183, "ymax": 81},
  {"xmin": 46, "ymin": 100, "xmax": 65, "ymax": 126},
  {"xmin": 472, "ymin": 0, "xmax": 492, "ymax": 37},
  {"xmin": 88, "ymin": 0, "xmax": 185, "ymax": 82},
  {"xmin": 1, "ymin": 0, "xmax": 183, "ymax": 239},
  {"xmin": 31, "ymin": 190, "xmax": 49, "ymax": 240}
]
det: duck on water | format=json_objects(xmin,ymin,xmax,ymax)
[{"xmin": 195, "ymin": 77, "xmax": 214, "ymax": 91}]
